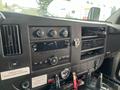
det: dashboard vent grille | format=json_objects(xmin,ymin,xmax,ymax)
[{"xmin": 1, "ymin": 25, "xmax": 22, "ymax": 56}]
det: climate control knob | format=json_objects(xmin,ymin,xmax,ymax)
[
  {"xmin": 48, "ymin": 29, "xmax": 57, "ymax": 37},
  {"xmin": 36, "ymin": 29, "xmax": 45, "ymax": 37},
  {"xmin": 48, "ymin": 56, "xmax": 58, "ymax": 65},
  {"xmin": 60, "ymin": 29, "xmax": 69, "ymax": 38}
]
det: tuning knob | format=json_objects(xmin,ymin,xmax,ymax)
[
  {"xmin": 36, "ymin": 29, "xmax": 45, "ymax": 37},
  {"xmin": 48, "ymin": 56, "xmax": 58, "ymax": 65},
  {"xmin": 60, "ymin": 28, "xmax": 69, "ymax": 38},
  {"xmin": 48, "ymin": 29, "xmax": 57, "ymax": 37}
]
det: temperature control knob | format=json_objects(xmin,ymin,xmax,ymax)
[
  {"xmin": 60, "ymin": 29, "xmax": 69, "ymax": 38},
  {"xmin": 48, "ymin": 29, "xmax": 57, "ymax": 37},
  {"xmin": 36, "ymin": 29, "xmax": 45, "ymax": 37},
  {"xmin": 48, "ymin": 56, "xmax": 58, "ymax": 65}
]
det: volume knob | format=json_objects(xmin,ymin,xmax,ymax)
[{"xmin": 48, "ymin": 56, "xmax": 58, "ymax": 65}]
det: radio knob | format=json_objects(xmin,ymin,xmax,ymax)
[
  {"xmin": 60, "ymin": 29, "xmax": 69, "ymax": 38},
  {"xmin": 48, "ymin": 56, "xmax": 58, "ymax": 65},
  {"xmin": 36, "ymin": 29, "xmax": 44, "ymax": 37},
  {"xmin": 48, "ymin": 29, "xmax": 57, "ymax": 37}
]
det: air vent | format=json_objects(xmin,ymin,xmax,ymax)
[{"xmin": 0, "ymin": 24, "xmax": 22, "ymax": 56}]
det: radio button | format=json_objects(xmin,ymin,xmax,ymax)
[
  {"xmin": 44, "ymin": 60, "xmax": 48, "ymax": 64},
  {"xmin": 32, "ymin": 44, "xmax": 37, "ymax": 52},
  {"xmin": 39, "ymin": 61, "xmax": 43, "ymax": 65},
  {"xmin": 34, "ymin": 62, "xmax": 38, "ymax": 65}
]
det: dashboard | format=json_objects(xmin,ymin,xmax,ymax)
[{"xmin": 0, "ymin": 12, "xmax": 120, "ymax": 90}]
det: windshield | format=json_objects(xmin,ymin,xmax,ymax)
[{"xmin": 0, "ymin": 0, "xmax": 120, "ymax": 21}]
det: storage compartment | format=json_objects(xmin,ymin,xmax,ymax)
[
  {"xmin": 81, "ymin": 26, "xmax": 106, "ymax": 60},
  {"xmin": 82, "ymin": 38, "xmax": 104, "ymax": 50},
  {"xmin": 81, "ymin": 48, "xmax": 104, "ymax": 60},
  {"xmin": 82, "ymin": 27, "xmax": 106, "ymax": 38}
]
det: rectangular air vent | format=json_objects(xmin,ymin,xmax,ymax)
[{"xmin": 1, "ymin": 24, "xmax": 22, "ymax": 56}]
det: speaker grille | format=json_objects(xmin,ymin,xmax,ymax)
[{"xmin": 1, "ymin": 24, "xmax": 22, "ymax": 56}]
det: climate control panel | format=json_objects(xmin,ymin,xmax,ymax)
[{"xmin": 29, "ymin": 26, "xmax": 70, "ymax": 40}]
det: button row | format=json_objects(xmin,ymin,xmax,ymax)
[
  {"xmin": 59, "ymin": 55, "xmax": 70, "ymax": 60},
  {"xmin": 33, "ymin": 55, "xmax": 70, "ymax": 66}
]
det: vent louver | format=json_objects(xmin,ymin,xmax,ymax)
[{"xmin": 1, "ymin": 24, "xmax": 22, "ymax": 56}]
